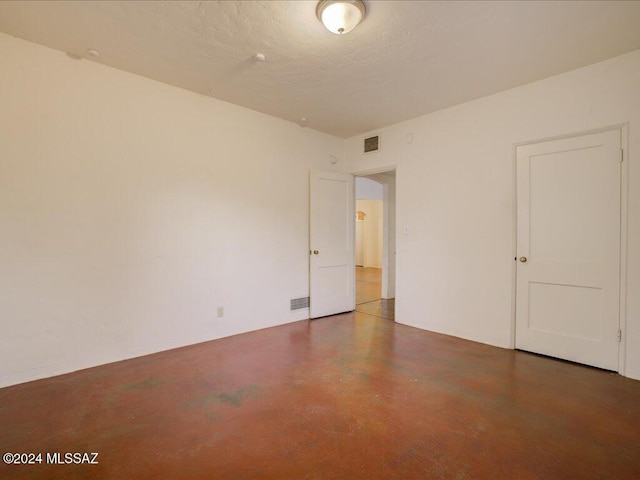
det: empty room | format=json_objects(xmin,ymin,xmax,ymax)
[{"xmin": 1, "ymin": 1, "xmax": 640, "ymax": 479}]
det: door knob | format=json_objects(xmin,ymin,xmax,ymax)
[
  {"xmin": 519, "ymin": 257, "xmax": 527, "ymax": 263},
  {"xmin": 313, "ymin": 250, "xmax": 319, "ymax": 255}
]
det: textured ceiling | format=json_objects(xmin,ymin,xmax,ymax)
[{"xmin": 1, "ymin": 1, "xmax": 640, "ymax": 138}]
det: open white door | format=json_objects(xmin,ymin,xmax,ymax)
[
  {"xmin": 310, "ymin": 170, "xmax": 355, "ymax": 318},
  {"xmin": 515, "ymin": 129, "xmax": 621, "ymax": 371}
]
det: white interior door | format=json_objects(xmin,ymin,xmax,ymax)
[
  {"xmin": 310, "ymin": 170, "xmax": 355, "ymax": 318},
  {"xmin": 516, "ymin": 129, "xmax": 621, "ymax": 370}
]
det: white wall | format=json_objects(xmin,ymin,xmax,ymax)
[
  {"xmin": 346, "ymin": 49, "xmax": 640, "ymax": 380},
  {"xmin": 356, "ymin": 177, "xmax": 383, "ymax": 200},
  {"xmin": 0, "ymin": 33, "xmax": 343, "ymax": 387},
  {"xmin": 379, "ymin": 176, "xmax": 396, "ymax": 299},
  {"xmin": 3, "ymin": 32, "xmax": 639, "ymax": 387},
  {"xmin": 355, "ymin": 199, "xmax": 383, "ymax": 268}
]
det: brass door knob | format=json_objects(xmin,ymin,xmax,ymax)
[
  {"xmin": 519, "ymin": 257, "xmax": 527, "ymax": 263},
  {"xmin": 313, "ymin": 250, "xmax": 319, "ymax": 255}
]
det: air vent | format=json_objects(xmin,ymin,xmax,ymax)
[
  {"xmin": 364, "ymin": 135, "xmax": 379, "ymax": 153},
  {"xmin": 290, "ymin": 297, "xmax": 310, "ymax": 311}
]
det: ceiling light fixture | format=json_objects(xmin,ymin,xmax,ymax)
[{"xmin": 316, "ymin": 0, "xmax": 366, "ymax": 35}]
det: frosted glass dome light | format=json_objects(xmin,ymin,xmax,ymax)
[{"xmin": 316, "ymin": 0, "xmax": 366, "ymax": 35}]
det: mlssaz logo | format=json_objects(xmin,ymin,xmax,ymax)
[{"xmin": 46, "ymin": 452, "xmax": 99, "ymax": 464}]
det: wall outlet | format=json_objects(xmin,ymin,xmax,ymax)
[{"xmin": 216, "ymin": 306, "xmax": 224, "ymax": 318}]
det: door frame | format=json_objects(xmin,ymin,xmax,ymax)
[
  {"xmin": 352, "ymin": 165, "xmax": 398, "ymax": 302},
  {"xmin": 510, "ymin": 124, "xmax": 629, "ymax": 375}
]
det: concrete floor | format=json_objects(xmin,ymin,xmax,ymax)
[
  {"xmin": 355, "ymin": 266, "xmax": 383, "ymax": 305},
  {"xmin": 0, "ymin": 268, "xmax": 637, "ymax": 478},
  {"xmin": 1, "ymin": 312, "xmax": 639, "ymax": 479},
  {"xmin": 355, "ymin": 267, "xmax": 395, "ymax": 321}
]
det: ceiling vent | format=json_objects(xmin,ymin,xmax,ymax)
[{"xmin": 364, "ymin": 135, "xmax": 380, "ymax": 154}]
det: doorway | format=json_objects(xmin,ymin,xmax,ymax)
[{"xmin": 354, "ymin": 172, "xmax": 396, "ymax": 321}]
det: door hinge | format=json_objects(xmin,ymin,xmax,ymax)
[
  {"xmin": 620, "ymin": 148, "xmax": 624, "ymax": 163},
  {"xmin": 617, "ymin": 329, "xmax": 622, "ymax": 342}
]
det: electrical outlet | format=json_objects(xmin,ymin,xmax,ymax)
[{"xmin": 216, "ymin": 306, "xmax": 224, "ymax": 318}]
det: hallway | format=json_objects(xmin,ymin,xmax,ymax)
[{"xmin": 355, "ymin": 266, "xmax": 395, "ymax": 321}]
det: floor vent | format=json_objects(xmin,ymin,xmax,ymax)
[{"xmin": 290, "ymin": 297, "xmax": 310, "ymax": 311}]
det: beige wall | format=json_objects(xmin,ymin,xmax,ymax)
[
  {"xmin": 356, "ymin": 199, "xmax": 383, "ymax": 268},
  {"xmin": 0, "ymin": 33, "xmax": 344, "ymax": 387},
  {"xmin": 346, "ymin": 49, "xmax": 640, "ymax": 380}
]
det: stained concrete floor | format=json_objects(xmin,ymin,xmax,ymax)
[
  {"xmin": 355, "ymin": 267, "xmax": 395, "ymax": 321},
  {"xmin": 1, "ymin": 312, "xmax": 639, "ymax": 479},
  {"xmin": 355, "ymin": 266, "xmax": 383, "ymax": 305}
]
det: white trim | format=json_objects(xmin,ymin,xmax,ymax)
[
  {"xmin": 618, "ymin": 123, "xmax": 629, "ymax": 376},
  {"xmin": 509, "ymin": 142, "xmax": 518, "ymax": 349},
  {"xmin": 512, "ymin": 123, "xmax": 628, "ymax": 148},
  {"xmin": 351, "ymin": 165, "xmax": 397, "ymax": 177}
]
